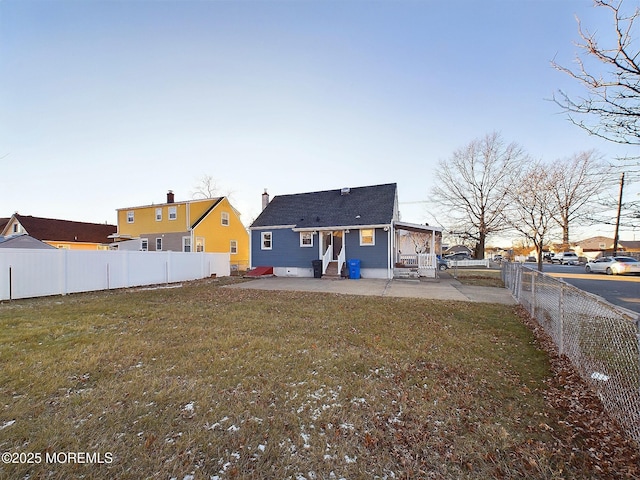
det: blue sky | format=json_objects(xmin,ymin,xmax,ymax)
[{"xmin": 1, "ymin": 0, "xmax": 637, "ymax": 243}]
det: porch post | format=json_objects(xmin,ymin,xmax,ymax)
[{"xmin": 388, "ymin": 224, "xmax": 393, "ymax": 279}]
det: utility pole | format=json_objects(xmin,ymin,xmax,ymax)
[{"xmin": 613, "ymin": 172, "xmax": 625, "ymax": 255}]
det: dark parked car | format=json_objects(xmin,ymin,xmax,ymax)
[{"xmin": 444, "ymin": 252, "xmax": 471, "ymax": 261}]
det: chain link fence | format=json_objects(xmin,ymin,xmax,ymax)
[{"xmin": 502, "ymin": 262, "xmax": 640, "ymax": 445}]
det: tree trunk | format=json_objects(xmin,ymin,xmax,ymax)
[
  {"xmin": 536, "ymin": 242, "xmax": 544, "ymax": 271},
  {"xmin": 475, "ymin": 235, "xmax": 485, "ymax": 259},
  {"xmin": 562, "ymin": 221, "xmax": 570, "ymax": 245}
]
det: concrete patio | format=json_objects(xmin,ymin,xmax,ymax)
[{"xmin": 225, "ymin": 273, "xmax": 517, "ymax": 305}]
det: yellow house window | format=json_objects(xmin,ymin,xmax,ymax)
[
  {"xmin": 168, "ymin": 206, "xmax": 177, "ymax": 220},
  {"xmin": 221, "ymin": 212, "xmax": 229, "ymax": 226},
  {"xmin": 230, "ymin": 239, "xmax": 237, "ymax": 254},
  {"xmin": 127, "ymin": 211, "xmax": 134, "ymax": 223},
  {"xmin": 155, "ymin": 208, "xmax": 162, "ymax": 221}
]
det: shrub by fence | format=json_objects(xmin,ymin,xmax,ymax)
[
  {"xmin": 0, "ymin": 249, "xmax": 230, "ymax": 300},
  {"xmin": 502, "ymin": 262, "xmax": 640, "ymax": 445}
]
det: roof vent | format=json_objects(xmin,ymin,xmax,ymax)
[{"xmin": 341, "ymin": 187, "xmax": 351, "ymax": 195}]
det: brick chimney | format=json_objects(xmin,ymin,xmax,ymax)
[
  {"xmin": 262, "ymin": 189, "xmax": 269, "ymax": 211},
  {"xmin": 167, "ymin": 190, "xmax": 175, "ymax": 204}
]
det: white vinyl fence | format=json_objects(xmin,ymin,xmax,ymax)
[{"xmin": 0, "ymin": 249, "xmax": 230, "ymax": 300}]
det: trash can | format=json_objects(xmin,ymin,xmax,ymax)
[
  {"xmin": 347, "ymin": 259, "xmax": 361, "ymax": 279},
  {"xmin": 312, "ymin": 260, "xmax": 323, "ymax": 278}
]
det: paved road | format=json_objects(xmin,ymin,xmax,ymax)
[{"xmin": 528, "ymin": 263, "xmax": 640, "ymax": 314}]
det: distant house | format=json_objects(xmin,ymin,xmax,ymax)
[
  {"xmin": 574, "ymin": 236, "xmax": 640, "ymax": 259},
  {"xmin": 113, "ymin": 191, "xmax": 250, "ymax": 271},
  {"xmin": 0, "ymin": 235, "xmax": 55, "ymax": 249},
  {"xmin": 619, "ymin": 240, "xmax": 640, "ymax": 254},
  {"xmin": 249, "ymin": 183, "xmax": 442, "ymax": 279},
  {"xmin": 0, "ymin": 214, "xmax": 116, "ymax": 250}
]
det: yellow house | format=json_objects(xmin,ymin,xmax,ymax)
[{"xmin": 114, "ymin": 191, "xmax": 250, "ymax": 271}]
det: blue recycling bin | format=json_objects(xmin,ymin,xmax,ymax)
[{"xmin": 347, "ymin": 259, "xmax": 361, "ymax": 279}]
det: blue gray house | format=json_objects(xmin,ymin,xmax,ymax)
[{"xmin": 249, "ymin": 183, "xmax": 442, "ymax": 279}]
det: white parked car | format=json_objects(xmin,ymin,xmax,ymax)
[
  {"xmin": 584, "ymin": 256, "xmax": 640, "ymax": 275},
  {"xmin": 551, "ymin": 252, "xmax": 579, "ymax": 265}
]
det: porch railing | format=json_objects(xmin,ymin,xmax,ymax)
[
  {"xmin": 398, "ymin": 253, "xmax": 437, "ymax": 268},
  {"xmin": 337, "ymin": 245, "xmax": 346, "ymax": 276},
  {"xmin": 322, "ymin": 246, "xmax": 332, "ymax": 274},
  {"xmin": 418, "ymin": 253, "xmax": 437, "ymax": 270}
]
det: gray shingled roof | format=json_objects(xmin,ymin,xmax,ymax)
[{"xmin": 251, "ymin": 183, "xmax": 397, "ymax": 229}]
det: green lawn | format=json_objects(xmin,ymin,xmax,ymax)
[{"xmin": 0, "ymin": 278, "xmax": 636, "ymax": 479}]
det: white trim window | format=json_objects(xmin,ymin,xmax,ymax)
[
  {"xmin": 261, "ymin": 231, "xmax": 272, "ymax": 250},
  {"xmin": 168, "ymin": 206, "xmax": 177, "ymax": 220},
  {"xmin": 156, "ymin": 238, "xmax": 163, "ymax": 251},
  {"xmin": 127, "ymin": 211, "xmax": 134, "ymax": 223},
  {"xmin": 155, "ymin": 208, "xmax": 162, "ymax": 221},
  {"xmin": 230, "ymin": 239, "xmax": 238, "ymax": 254},
  {"xmin": 196, "ymin": 237, "xmax": 205, "ymax": 252},
  {"xmin": 360, "ymin": 228, "xmax": 375, "ymax": 246},
  {"xmin": 221, "ymin": 211, "xmax": 230, "ymax": 226},
  {"xmin": 141, "ymin": 238, "xmax": 148, "ymax": 251},
  {"xmin": 183, "ymin": 236, "xmax": 191, "ymax": 252},
  {"xmin": 300, "ymin": 231, "xmax": 313, "ymax": 247}
]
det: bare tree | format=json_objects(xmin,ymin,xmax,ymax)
[
  {"xmin": 431, "ymin": 132, "xmax": 528, "ymax": 259},
  {"xmin": 191, "ymin": 174, "xmax": 235, "ymax": 201},
  {"xmin": 504, "ymin": 162, "xmax": 559, "ymax": 271},
  {"xmin": 552, "ymin": 0, "xmax": 640, "ymax": 145},
  {"xmin": 549, "ymin": 150, "xmax": 610, "ymax": 245},
  {"xmin": 191, "ymin": 174, "xmax": 220, "ymax": 199}
]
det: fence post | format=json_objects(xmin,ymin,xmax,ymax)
[
  {"xmin": 531, "ymin": 271, "xmax": 536, "ymax": 319},
  {"xmin": 558, "ymin": 282, "xmax": 565, "ymax": 355},
  {"xmin": 8, "ymin": 266, "xmax": 12, "ymax": 301}
]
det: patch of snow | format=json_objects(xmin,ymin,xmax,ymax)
[
  {"xmin": 0, "ymin": 420, "xmax": 16, "ymax": 430},
  {"xmin": 591, "ymin": 371, "xmax": 610, "ymax": 382}
]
